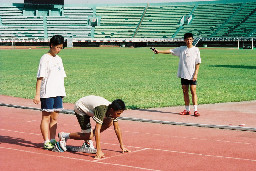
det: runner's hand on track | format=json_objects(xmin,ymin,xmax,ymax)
[
  {"xmin": 94, "ymin": 150, "xmax": 105, "ymax": 160},
  {"xmin": 121, "ymin": 147, "xmax": 130, "ymax": 153}
]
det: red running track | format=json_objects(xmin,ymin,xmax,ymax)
[{"xmin": 0, "ymin": 106, "xmax": 256, "ymax": 171}]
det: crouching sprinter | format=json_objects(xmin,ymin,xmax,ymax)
[{"xmin": 57, "ymin": 95, "xmax": 130, "ymax": 159}]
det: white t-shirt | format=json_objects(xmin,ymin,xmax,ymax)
[
  {"xmin": 170, "ymin": 46, "xmax": 201, "ymax": 80},
  {"xmin": 74, "ymin": 95, "xmax": 111, "ymax": 116},
  {"xmin": 37, "ymin": 54, "xmax": 66, "ymax": 98}
]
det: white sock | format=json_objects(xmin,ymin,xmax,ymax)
[
  {"xmin": 194, "ymin": 105, "xmax": 197, "ymax": 112},
  {"xmin": 185, "ymin": 106, "xmax": 190, "ymax": 112},
  {"xmin": 44, "ymin": 140, "xmax": 50, "ymax": 144},
  {"xmin": 63, "ymin": 133, "xmax": 70, "ymax": 139}
]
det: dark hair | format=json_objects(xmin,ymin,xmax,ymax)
[
  {"xmin": 109, "ymin": 99, "xmax": 126, "ymax": 111},
  {"xmin": 184, "ymin": 33, "xmax": 193, "ymax": 39},
  {"xmin": 49, "ymin": 35, "xmax": 64, "ymax": 48}
]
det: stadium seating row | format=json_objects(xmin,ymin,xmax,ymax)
[
  {"xmin": 0, "ymin": 1, "xmax": 255, "ymax": 40},
  {"xmin": 94, "ymin": 6, "xmax": 145, "ymax": 38},
  {"xmin": 94, "ymin": 2, "xmax": 255, "ymax": 38},
  {"xmin": 0, "ymin": 7, "xmax": 93, "ymax": 39}
]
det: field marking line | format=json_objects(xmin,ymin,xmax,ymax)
[{"xmin": 0, "ymin": 146, "xmax": 160, "ymax": 171}]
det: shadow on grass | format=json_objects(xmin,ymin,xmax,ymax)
[{"xmin": 210, "ymin": 65, "xmax": 256, "ymax": 69}]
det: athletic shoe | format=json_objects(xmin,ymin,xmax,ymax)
[
  {"xmin": 80, "ymin": 140, "xmax": 97, "ymax": 154},
  {"xmin": 52, "ymin": 142, "xmax": 65, "ymax": 152},
  {"xmin": 194, "ymin": 111, "xmax": 200, "ymax": 117},
  {"xmin": 44, "ymin": 141, "xmax": 54, "ymax": 150},
  {"xmin": 180, "ymin": 110, "xmax": 191, "ymax": 115},
  {"xmin": 82, "ymin": 140, "xmax": 95, "ymax": 149},
  {"xmin": 50, "ymin": 139, "xmax": 57, "ymax": 145},
  {"xmin": 57, "ymin": 132, "xmax": 68, "ymax": 151},
  {"xmin": 59, "ymin": 139, "xmax": 67, "ymax": 151}
]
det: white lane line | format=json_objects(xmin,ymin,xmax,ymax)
[
  {"xmin": 123, "ymin": 130, "xmax": 254, "ymax": 146},
  {"xmin": 96, "ymin": 147, "xmax": 150, "ymax": 162},
  {"xmin": 0, "ymin": 146, "xmax": 160, "ymax": 171},
  {"xmin": 1, "ymin": 129, "xmax": 256, "ymax": 162}
]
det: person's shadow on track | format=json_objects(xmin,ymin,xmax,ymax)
[
  {"xmin": 66, "ymin": 146, "xmax": 121, "ymax": 159},
  {"xmin": 0, "ymin": 135, "xmax": 42, "ymax": 148}
]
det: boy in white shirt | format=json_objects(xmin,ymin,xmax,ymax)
[
  {"xmin": 33, "ymin": 35, "xmax": 66, "ymax": 149},
  {"xmin": 153, "ymin": 33, "xmax": 201, "ymax": 117}
]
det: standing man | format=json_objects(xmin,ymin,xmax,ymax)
[{"xmin": 153, "ymin": 33, "xmax": 201, "ymax": 116}]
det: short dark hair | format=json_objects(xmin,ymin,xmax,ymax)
[
  {"xmin": 49, "ymin": 35, "xmax": 64, "ymax": 48},
  {"xmin": 184, "ymin": 33, "xmax": 193, "ymax": 39},
  {"xmin": 109, "ymin": 99, "xmax": 126, "ymax": 111}
]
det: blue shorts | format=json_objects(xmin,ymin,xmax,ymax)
[{"xmin": 40, "ymin": 96, "xmax": 63, "ymax": 112}]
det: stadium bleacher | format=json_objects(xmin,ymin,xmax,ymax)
[
  {"xmin": 177, "ymin": 3, "xmax": 242, "ymax": 37},
  {"xmin": 213, "ymin": 2, "xmax": 256, "ymax": 37},
  {"xmin": 63, "ymin": 6, "xmax": 93, "ymax": 17},
  {"xmin": 0, "ymin": 4, "xmax": 93, "ymax": 40},
  {"xmin": 0, "ymin": 16, "xmax": 44, "ymax": 39},
  {"xmin": 136, "ymin": 5, "xmax": 194, "ymax": 38},
  {"xmin": 47, "ymin": 16, "xmax": 92, "ymax": 38},
  {"xmin": 94, "ymin": 6, "xmax": 145, "ymax": 38},
  {"xmin": 0, "ymin": 0, "xmax": 255, "ymax": 41}
]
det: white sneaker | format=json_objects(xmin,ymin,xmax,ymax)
[
  {"xmin": 80, "ymin": 140, "xmax": 97, "ymax": 154},
  {"xmin": 59, "ymin": 139, "xmax": 67, "ymax": 152},
  {"xmin": 58, "ymin": 132, "xmax": 67, "ymax": 151},
  {"xmin": 87, "ymin": 140, "xmax": 95, "ymax": 149}
]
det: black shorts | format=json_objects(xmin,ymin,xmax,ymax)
[
  {"xmin": 181, "ymin": 78, "xmax": 197, "ymax": 85},
  {"xmin": 75, "ymin": 113, "xmax": 92, "ymax": 133}
]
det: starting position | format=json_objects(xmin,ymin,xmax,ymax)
[{"xmin": 57, "ymin": 95, "xmax": 130, "ymax": 159}]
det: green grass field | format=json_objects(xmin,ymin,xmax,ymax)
[{"xmin": 0, "ymin": 47, "xmax": 255, "ymax": 109}]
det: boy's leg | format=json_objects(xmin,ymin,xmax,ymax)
[
  {"xmin": 180, "ymin": 78, "xmax": 191, "ymax": 115},
  {"xmin": 41, "ymin": 111, "xmax": 51, "ymax": 141},
  {"xmin": 50, "ymin": 111, "xmax": 59, "ymax": 140},
  {"xmin": 190, "ymin": 85, "xmax": 197, "ymax": 106},
  {"xmin": 50, "ymin": 96, "xmax": 63, "ymax": 141},
  {"xmin": 182, "ymin": 85, "xmax": 190, "ymax": 106},
  {"xmin": 41, "ymin": 97, "xmax": 62, "ymax": 148},
  {"xmin": 69, "ymin": 132, "xmax": 91, "ymax": 140},
  {"xmin": 68, "ymin": 113, "xmax": 92, "ymax": 141},
  {"xmin": 40, "ymin": 111, "xmax": 55, "ymax": 149},
  {"xmin": 191, "ymin": 84, "xmax": 200, "ymax": 116}
]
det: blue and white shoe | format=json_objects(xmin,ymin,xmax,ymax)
[{"xmin": 52, "ymin": 142, "xmax": 66, "ymax": 152}]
